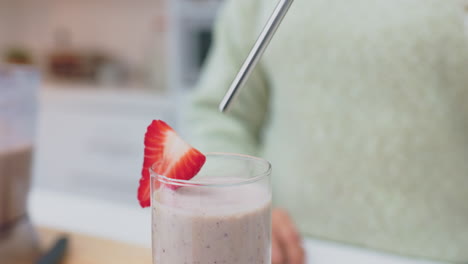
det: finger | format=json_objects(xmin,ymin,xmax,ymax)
[
  {"xmin": 276, "ymin": 210, "xmax": 301, "ymax": 243},
  {"xmin": 272, "ymin": 225, "xmax": 284, "ymax": 264},
  {"xmin": 275, "ymin": 210, "xmax": 305, "ymax": 264},
  {"xmin": 287, "ymin": 243, "xmax": 306, "ymax": 264}
]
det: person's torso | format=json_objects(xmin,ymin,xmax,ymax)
[{"xmin": 256, "ymin": 0, "xmax": 468, "ymax": 262}]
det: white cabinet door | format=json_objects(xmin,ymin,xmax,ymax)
[{"xmin": 34, "ymin": 88, "xmax": 177, "ymax": 205}]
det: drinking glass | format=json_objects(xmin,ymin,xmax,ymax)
[
  {"xmin": 151, "ymin": 153, "xmax": 272, "ymax": 264},
  {"xmin": 0, "ymin": 65, "xmax": 41, "ymax": 264}
]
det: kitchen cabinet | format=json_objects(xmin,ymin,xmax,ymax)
[{"xmin": 33, "ymin": 84, "xmax": 177, "ymax": 205}]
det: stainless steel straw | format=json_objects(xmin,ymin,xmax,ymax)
[{"xmin": 219, "ymin": 0, "xmax": 294, "ymax": 112}]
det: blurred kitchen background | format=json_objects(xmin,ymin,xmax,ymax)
[
  {"xmin": 0, "ymin": 0, "xmax": 224, "ymax": 246},
  {"xmin": 2, "ymin": 0, "xmax": 468, "ymax": 251}
]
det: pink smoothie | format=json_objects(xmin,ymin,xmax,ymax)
[{"xmin": 152, "ymin": 180, "xmax": 271, "ymax": 264}]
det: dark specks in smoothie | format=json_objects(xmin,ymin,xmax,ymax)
[{"xmin": 153, "ymin": 184, "xmax": 271, "ymax": 263}]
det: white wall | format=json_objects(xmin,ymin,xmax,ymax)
[
  {"xmin": 0, "ymin": 0, "xmax": 167, "ymax": 82},
  {"xmin": 0, "ymin": 3, "xmax": 5, "ymax": 50},
  {"xmin": 0, "ymin": 1, "xmax": 17, "ymax": 54}
]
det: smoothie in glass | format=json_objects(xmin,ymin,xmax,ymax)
[{"xmin": 151, "ymin": 154, "xmax": 272, "ymax": 264}]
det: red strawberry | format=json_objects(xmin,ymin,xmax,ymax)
[{"xmin": 138, "ymin": 120, "xmax": 206, "ymax": 208}]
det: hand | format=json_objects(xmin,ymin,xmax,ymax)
[{"xmin": 272, "ymin": 208, "xmax": 306, "ymax": 264}]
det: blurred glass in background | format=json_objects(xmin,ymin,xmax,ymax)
[{"xmin": 0, "ymin": 66, "xmax": 41, "ymax": 264}]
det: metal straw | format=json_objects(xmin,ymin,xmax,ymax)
[{"xmin": 219, "ymin": 0, "xmax": 294, "ymax": 112}]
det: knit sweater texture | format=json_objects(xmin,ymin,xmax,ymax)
[{"xmin": 187, "ymin": 0, "xmax": 468, "ymax": 262}]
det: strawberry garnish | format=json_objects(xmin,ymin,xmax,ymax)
[{"xmin": 138, "ymin": 120, "xmax": 206, "ymax": 208}]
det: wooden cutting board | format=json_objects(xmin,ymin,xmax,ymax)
[{"xmin": 38, "ymin": 227, "xmax": 151, "ymax": 264}]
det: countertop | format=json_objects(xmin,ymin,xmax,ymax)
[
  {"xmin": 31, "ymin": 189, "xmax": 443, "ymax": 264},
  {"xmin": 39, "ymin": 227, "xmax": 151, "ymax": 264}
]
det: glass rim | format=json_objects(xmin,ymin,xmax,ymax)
[{"xmin": 150, "ymin": 152, "xmax": 271, "ymax": 187}]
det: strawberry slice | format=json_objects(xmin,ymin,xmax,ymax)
[{"xmin": 138, "ymin": 120, "xmax": 206, "ymax": 208}]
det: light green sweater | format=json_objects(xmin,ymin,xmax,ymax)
[{"xmin": 187, "ymin": 0, "xmax": 468, "ymax": 262}]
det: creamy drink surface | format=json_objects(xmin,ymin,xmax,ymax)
[{"xmin": 152, "ymin": 179, "xmax": 271, "ymax": 264}]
